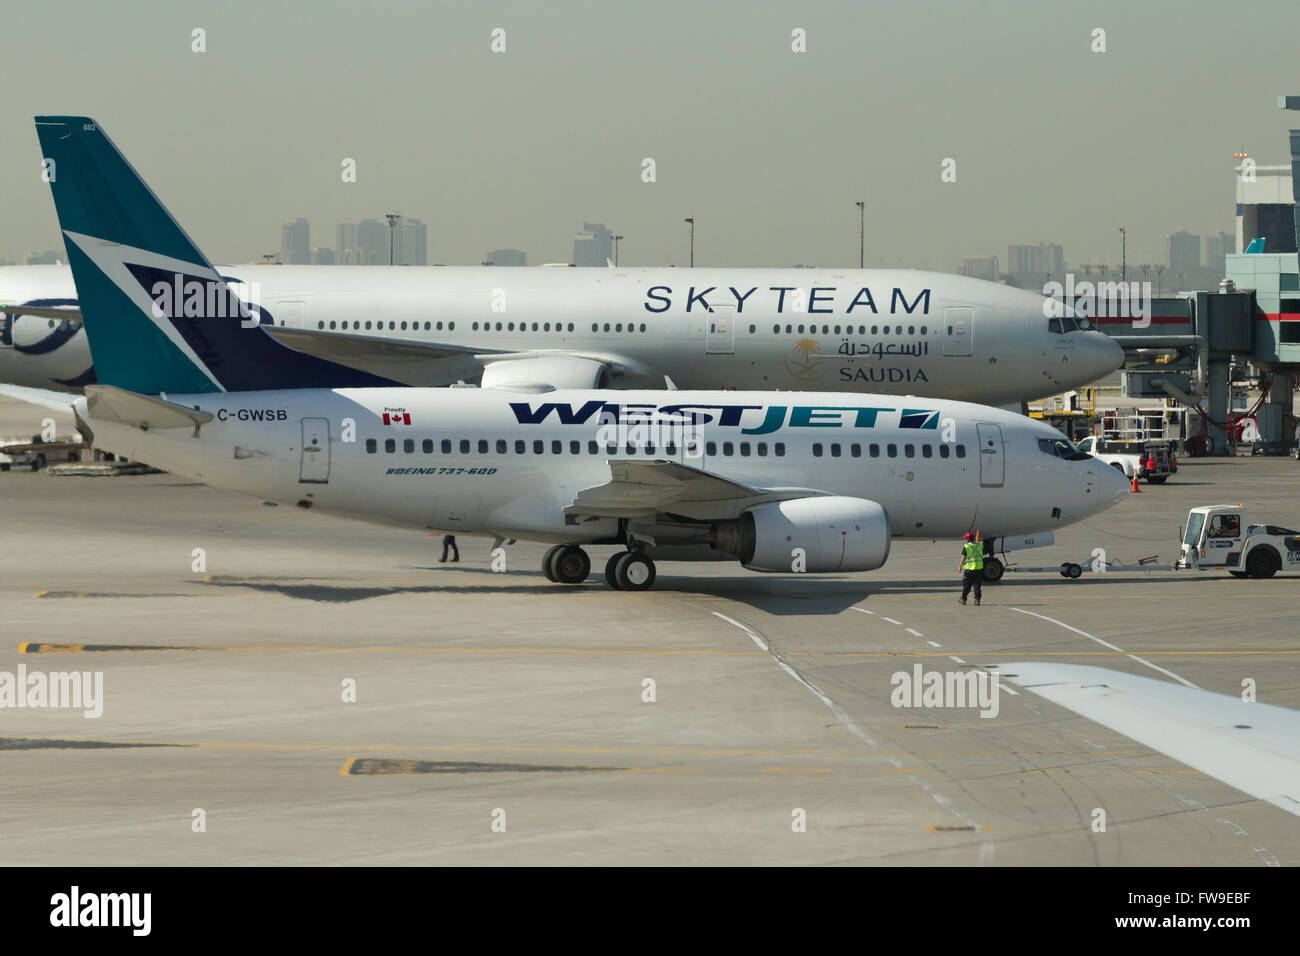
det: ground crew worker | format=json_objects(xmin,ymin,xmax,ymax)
[
  {"xmin": 958, "ymin": 532, "xmax": 983, "ymax": 606},
  {"xmin": 440, "ymin": 534, "xmax": 459, "ymax": 563}
]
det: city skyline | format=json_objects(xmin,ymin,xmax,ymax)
[{"xmin": 4, "ymin": 2, "xmax": 1298, "ymax": 273}]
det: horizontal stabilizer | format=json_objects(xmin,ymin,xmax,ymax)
[
  {"xmin": 84, "ymin": 385, "xmax": 213, "ymax": 430},
  {"xmin": 0, "ymin": 384, "xmax": 79, "ymax": 414},
  {"xmin": 0, "ymin": 304, "xmax": 83, "ymax": 322}
]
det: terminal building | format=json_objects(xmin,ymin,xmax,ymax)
[{"xmin": 1064, "ymin": 96, "xmax": 1300, "ymax": 455}]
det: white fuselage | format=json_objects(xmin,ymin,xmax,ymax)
[
  {"xmin": 3, "ymin": 264, "xmax": 1122, "ymax": 401},
  {"xmin": 74, "ymin": 387, "xmax": 1131, "ymax": 553}
]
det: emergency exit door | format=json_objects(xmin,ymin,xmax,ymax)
[
  {"xmin": 299, "ymin": 418, "xmax": 331, "ymax": 483},
  {"xmin": 976, "ymin": 422, "xmax": 1004, "ymax": 487}
]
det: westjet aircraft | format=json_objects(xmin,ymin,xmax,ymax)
[
  {"xmin": 1, "ymin": 117, "xmax": 1122, "ymax": 401},
  {"xmin": 22, "ymin": 115, "xmax": 1129, "ymax": 590}
]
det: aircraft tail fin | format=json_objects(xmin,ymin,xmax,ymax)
[{"xmin": 34, "ymin": 116, "xmax": 397, "ymax": 395}]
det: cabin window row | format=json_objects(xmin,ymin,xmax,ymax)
[
  {"xmin": 318, "ymin": 320, "xmax": 456, "ymax": 332},
  {"xmin": 364, "ymin": 438, "xmax": 790, "ymax": 457},
  {"xmin": 474, "ymin": 321, "xmax": 578, "ymax": 332},
  {"xmin": 809, "ymin": 441, "xmax": 966, "ymax": 459},
  {"xmin": 759, "ymin": 323, "xmax": 927, "ymax": 336},
  {"xmin": 311, "ymin": 319, "xmax": 929, "ymax": 336}
]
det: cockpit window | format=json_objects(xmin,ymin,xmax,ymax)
[
  {"xmin": 1048, "ymin": 313, "xmax": 1092, "ymax": 333},
  {"xmin": 1038, "ymin": 437, "xmax": 1090, "ymax": 461}
]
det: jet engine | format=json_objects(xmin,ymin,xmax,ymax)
[
  {"xmin": 711, "ymin": 496, "xmax": 891, "ymax": 573},
  {"xmin": 481, "ymin": 356, "xmax": 611, "ymax": 390}
]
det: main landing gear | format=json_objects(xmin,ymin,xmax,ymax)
[
  {"xmin": 540, "ymin": 545, "xmax": 657, "ymax": 590},
  {"xmin": 542, "ymin": 545, "xmax": 591, "ymax": 584},
  {"xmin": 604, "ymin": 550, "xmax": 656, "ymax": 591}
]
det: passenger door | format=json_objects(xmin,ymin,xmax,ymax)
[
  {"xmin": 299, "ymin": 417, "xmax": 331, "ymax": 483},
  {"xmin": 705, "ymin": 305, "xmax": 735, "ymax": 354},
  {"xmin": 976, "ymin": 422, "xmax": 1004, "ymax": 487},
  {"xmin": 942, "ymin": 306, "xmax": 973, "ymax": 356}
]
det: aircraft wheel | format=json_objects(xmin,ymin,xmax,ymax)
[
  {"xmin": 1246, "ymin": 549, "xmax": 1279, "ymax": 580},
  {"xmin": 542, "ymin": 545, "xmax": 564, "ymax": 582},
  {"xmin": 552, "ymin": 546, "xmax": 591, "ymax": 584},
  {"xmin": 604, "ymin": 552, "xmax": 625, "ymax": 590},
  {"xmin": 1067, "ymin": 563, "xmax": 1083, "ymax": 579},
  {"xmin": 615, "ymin": 552, "xmax": 656, "ymax": 591},
  {"xmin": 981, "ymin": 557, "xmax": 1004, "ymax": 582}
]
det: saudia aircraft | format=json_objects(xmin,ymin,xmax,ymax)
[
  {"xmin": 23, "ymin": 115, "xmax": 1128, "ymax": 590},
  {"xmin": 1, "ymin": 118, "xmax": 1121, "ymax": 401}
]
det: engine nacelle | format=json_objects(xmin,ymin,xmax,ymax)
[
  {"xmin": 712, "ymin": 496, "xmax": 891, "ymax": 573},
  {"xmin": 481, "ymin": 356, "xmax": 611, "ymax": 390}
]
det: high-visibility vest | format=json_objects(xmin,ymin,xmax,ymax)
[{"xmin": 962, "ymin": 540, "xmax": 984, "ymax": 571}]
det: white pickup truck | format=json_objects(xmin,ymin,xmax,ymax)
[
  {"xmin": 1076, "ymin": 436, "xmax": 1175, "ymax": 484},
  {"xmin": 1178, "ymin": 504, "xmax": 1300, "ymax": 578}
]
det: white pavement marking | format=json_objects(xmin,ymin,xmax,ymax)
[
  {"xmin": 949, "ymin": 656, "xmax": 966, "ymax": 664},
  {"xmin": 1007, "ymin": 607, "xmax": 1198, "ymax": 688},
  {"xmin": 1218, "ymin": 818, "xmax": 1279, "ymax": 866},
  {"xmin": 712, "ymin": 612, "xmax": 873, "ymax": 745},
  {"xmin": 906, "ymin": 628, "xmax": 923, "ymax": 637},
  {"xmin": 851, "ymin": 607, "xmax": 874, "ymax": 615},
  {"xmin": 714, "ymin": 610, "xmax": 994, "ymax": 865},
  {"xmin": 882, "ymin": 617, "xmax": 902, "ymax": 626},
  {"xmin": 926, "ymin": 641, "xmax": 942, "ymax": 648}
]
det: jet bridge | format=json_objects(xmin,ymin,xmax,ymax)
[{"xmin": 1075, "ymin": 94, "xmax": 1300, "ymax": 455}]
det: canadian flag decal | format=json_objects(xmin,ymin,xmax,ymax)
[{"xmin": 382, "ymin": 412, "xmax": 412, "ymax": 426}]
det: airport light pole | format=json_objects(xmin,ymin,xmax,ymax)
[
  {"xmin": 684, "ymin": 217, "xmax": 694, "ymax": 267},
  {"xmin": 386, "ymin": 213, "xmax": 400, "ymax": 265},
  {"xmin": 856, "ymin": 200, "xmax": 864, "ymax": 269},
  {"xmin": 613, "ymin": 234, "xmax": 624, "ymax": 266},
  {"xmin": 1118, "ymin": 226, "xmax": 1126, "ymax": 285}
]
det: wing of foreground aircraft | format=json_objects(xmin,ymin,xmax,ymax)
[{"xmin": 568, "ymin": 459, "xmax": 830, "ymax": 520}]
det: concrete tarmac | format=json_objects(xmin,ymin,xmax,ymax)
[{"xmin": 1, "ymin": 397, "xmax": 1297, "ymax": 864}]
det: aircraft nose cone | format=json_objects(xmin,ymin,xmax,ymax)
[
  {"xmin": 1097, "ymin": 461, "xmax": 1131, "ymax": 507},
  {"xmin": 1090, "ymin": 332, "xmax": 1125, "ymax": 379}
]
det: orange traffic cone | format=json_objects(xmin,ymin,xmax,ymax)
[{"xmin": 1131, "ymin": 472, "xmax": 1141, "ymax": 493}]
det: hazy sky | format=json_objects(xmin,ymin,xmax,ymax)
[{"xmin": 3, "ymin": 0, "xmax": 1297, "ymax": 271}]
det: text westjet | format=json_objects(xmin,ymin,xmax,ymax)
[{"xmin": 510, "ymin": 402, "xmax": 940, "ymax": 432}]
